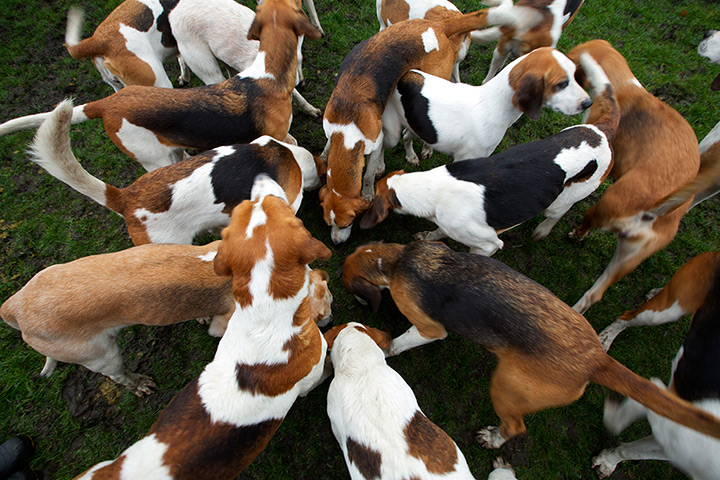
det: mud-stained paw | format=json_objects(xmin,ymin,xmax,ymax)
[
  {"xmin": 405, "ymin": 152, "xmax": 420, "ymax": 166},
  {"xmin": 475, "ymin": 426, "xmax": 506, "ymax": 449},
  {"xmin": 127, "ymin": 373, "xmax": 157, "ymax": 397}
]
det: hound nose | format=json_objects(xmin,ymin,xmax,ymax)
[
  {"xmin": 703, "ymin": 30, "xmax": 717, "ymax": 40},
  {"xmin": 581, "ymin": 98, "xmax": 594, "ymax": 110}
]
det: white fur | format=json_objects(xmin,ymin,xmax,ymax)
[
  {"xmin": 116, "ymin": 118, "xmax": 184, "ymax": 171},
  {"xmin": 386, "ymin": 324, "xmax": 445, "ymax": 356},
  {"xmin": 198, "ymin": 251, "xmax": 218, "ymax": 262},
  {"xmin": 327, "ymin": 324, "xmax": 473, "ymax": 480},
  {"xmin": 421, "ymin": 28, "xmax": 440, "ymax": 53},
  {"xmin": 594, "ymin": 373, "xmax": 720, "ymax": 479},
  {"xmin": 384, "ymin": 49, "xmax": 590, "ymax": 163},
  {"xmin": 598, "ymin": 300, "xmax": 686, "ymax": 351},
  {"xmin": 198, "ymin": 250, "xmax": 326, "ymax": 426},
  {"xmin": 698, "ymin": 30, "xmax": 720, "ymax": 64},
  {"xmin": 700, "ymin": 121, "xmax": 720, "ymax": 155}
]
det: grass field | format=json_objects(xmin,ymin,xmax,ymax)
[{"xmin": 1, "ymin": 0, "xmax": 719, "ymax": 478}]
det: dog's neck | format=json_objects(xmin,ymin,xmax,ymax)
[
  {"xmin": 244, "ymin": 26, "xmax": 301, "ymax": 92},
  {"xmin": 389, "ymin": 169, "xmax": 456, "ymax": 219},
  {"xmin": 473, "ymin": 64, "xmax": 526, "ymax": 136}
]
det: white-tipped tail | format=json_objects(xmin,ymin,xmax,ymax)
[
  {"xmin": 0, "ymin": 102, "xmax": 88, "ymax": 137},
  {"xmin": 487, "ymin": 4, "xmax": 543, "ymax": 34},
  {"xmin": 66, "ymin": 6, "xmax": 84, "ymax": 47},
  {"xmin": 28, "ymin": 100, "xmax": 107, "ymax": 206},
  {"xmin": 580, "ymin": 52, "xmax": 610, "ymax": 96}
]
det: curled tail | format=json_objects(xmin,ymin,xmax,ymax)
[
  {"xmin": 28, "ymin": 100, "xmax": 111, "ymax": 209},
  {"xmin": 440, "ymin": 4, "xmax": 542, "ymax": 39},
  {"xmin": 592, "ymin": 355, "xmax": 720, "ymax": 439},
  {"xmin": 65, "ymin": 7, "xmax": 101, "ymax": 59}
]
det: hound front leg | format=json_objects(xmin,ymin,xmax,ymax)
[
  {"xmin": 362, "ymin": 140, "xmax": 385, "ymax": 200},
  {"xmin": 292, "ymin": 89, "xmax": 321, "ymax": 117},
  {"xmin": 385, "ymin": 325, "xmax": 446, "ymax": 357},
  {"xmin": 592, "ymin": 436, "xmax": 667, "ymax": 479}
]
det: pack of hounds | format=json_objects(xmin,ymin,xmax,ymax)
[{"xmin": 0, "ymin": 0, "xmax": 719, "ymax": 478}]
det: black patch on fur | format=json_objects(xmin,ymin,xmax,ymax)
[
  {"xmin": 131, "ymin": 78, "xmax": 265, "ymax": 150},
  {"xmin": 563, "ymin": 0, "xmax": 584, "ymax": 19},
  {"xmin": 397, "ymin": 72, "xmax": 438, "ymax": 144},
  {"xmin": 210, "ymin": 143, "xmax": 285, "ymax": 211},
  {"xmin": 565, "ymin": 159, "xmax": 598, "ymax": 186},
  {"xmin": 673, "ymin": 266, "xmax": 720, "ymax": 402},
  {"xmin": 346, "ymin": 437, "xmax": 382, "ymax": 479},
  {"xmin": 445, "ymin": 127, "xmax": 604, "ymax": 230},
  {"xmin": 157, "ymin": 0, "xmax": 180, "ymax": 49},
  {"xmin": 333, "ymin": 27, "xmax": 426, "ymax": 110},
  {"xmin": 395, "ymin": 242, "xmax": 550, "ymax": 353},
  {"xmin": 131, "ymin": 4, "xmax": 155, "ymax": 33}
]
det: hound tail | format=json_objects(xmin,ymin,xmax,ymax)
[
  {"xmin": 65, "ymin": 7, "xmax": 101, "ymax": 59},
  {"xmin": 28, "ymin": 100, "xmax": 111, "ymax": 208},
  {"xmin": 0, "ymin": 101, "xmax": 89, "ymax": 137},
  {"xmin": 591, "ymin": 354, "xmax": 720, "ymax": 440},
  {"xmin": 579, "ymin": 52, "xmax": 620, "ymax": 142},
  {"xmin": 643, "ymin": 151, "xmax": 720, "ymax": 220},
  {"xmin": 441, "ymin": 3, "xmax": 542, "ymax": 39}
]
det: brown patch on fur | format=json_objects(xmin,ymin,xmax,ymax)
[
  {"xmin": 151, "ymin": 379, "xmax": 285, "ymax": 477},
  {"xmin": 342, "ymin": 243, "xmax": 404, "ymax": 313},
  {"xmin": 360, "ymin": 171, "xmax": 404, "ymax": 229},
  {"xmin": 346, "ymin": 437, "xmax": 382, "ymax": 479},
  {"xmin": 404, "ymin": 411, "xmax": 458, "ymax": 474},
  {"xmin": 235, "ymin": 298, "xmax": 323, "ymax": 396}
]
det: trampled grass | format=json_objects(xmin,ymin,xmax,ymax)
[{"xmin": 0, "ymin": 0, "xmax": 719, "ymax": 478}]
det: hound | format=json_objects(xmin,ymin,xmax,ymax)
[{"xmin": 341, "ymin": 240, "xmax": 720, "ymax": 451}]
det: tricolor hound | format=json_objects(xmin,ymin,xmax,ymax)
[
  {"xmin": 72, "ymin": 175, "xmax": 332, "ymax": 478},
  {"xmin": 27, "ymin": 99, "xmax": 324, "ymax": 245},
  {"xmin": 361, "ymin": 53, "xmax": 614, "ymax": 255},
  {"xmin": 0, "ymin": 0, "xmax": 322, "ymax": 172},
  {"xmin": 593, "ymin": 254, "xmax": 720, "ymax": 479},
  {"xmin": 319, "ymin": 2, "xmax": 541, "ymax": 244},
  {"xmin": 341, "ymin": 240, "xmax": 720, "ymax": 450},
  {"xmin": 383, "ymin": 46, "xmax": 592, "ymax": 165}
]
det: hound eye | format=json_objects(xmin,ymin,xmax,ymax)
[{"xmin": 553, "ymin": 80, "xmax": 569, "ymax": 91}]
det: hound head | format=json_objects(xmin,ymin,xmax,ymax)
[
  {"xmin": 214, "ymin": 175, "xmax": 331, "ymax": 306},
  {"xmin": 308, "ymin": 269, "xmax": 333, "ymax": 327},
  {"xmin": 319, "ymin": 185, "xmax": 370, "ymax": 244},
  {"xmin": 341, "ymin": 243, "xmax": 403, "ymax": 313},
  {"xmin": 324, "ymin": 322, "xmax": 392, "ymax": 353},
  {"xmin": 508, "ymin": 47, "xmax": 592, "ymax": 120},
  {"xmin": 359, "ymin": 171, "xmax": 404, "ymax": 230},
  {"xmin": 249, "ymin": 0, "xmax": 322, "ymax": 42},
  {"xmin": 698, "ymin": 30, "xmax": 720, "ymax": 90}
]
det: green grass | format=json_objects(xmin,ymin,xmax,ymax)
[{"xmin": 1, "ymin": 0, "xmax": 719, "ymax": 478}]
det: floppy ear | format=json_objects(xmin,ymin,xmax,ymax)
[
  {"xmin": 299, "ymin": 236, "xmax": 332, "ymax": 265},
  {"xmin": 294, "ymin": 15, "xmax": 322, "ymax": 40},
  {"xmin": 513, "ymin": 74, "xmax": 545, "ymax": 120},
  {"xmin": 213, "ymin": 250, "xmax": 232, "ymax": 277},
  {"xmin": 318, "ymin": 185, "xmax": 330, "ymax": 203},
  {"xmin": 323, "ymin": 324, "xmax": 348, "ymax": 350},
  {"xmin": 359, "ymin": 190, "xmax": 399, "ymax": 229},
  {"xmin": 712, "ymin": 73, "xmax": 720, "ymax": 91},
  {"xmin": 313, "ymin": 155, "xmax": 327, "ymax": 178},
  {"xmin": 346, "ymin": 276, "xmax": 383, "ymax": 313},
  {"xmin": 363, "ymin": 326, "xmax": 393, "ymax": 350},
  {"xmin": 247, "ymin": 17, "xmax": 262, "ymax": 41}
]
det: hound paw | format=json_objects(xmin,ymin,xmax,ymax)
[
  {"xmin": 405, "ymin": 153, "xmax": 420, "ymax": 166},
  {"xmin": 195, "ymin": 316, "xmax": 212, "ymax": 325},
  {"xmin": 592, "ymin": 451, "xmax": 618, "ymax": 478},
  {"xmin": 420, "ymin": 144, "xmax": 434, "ymax": 160},
  {"xmin": 127, "ymin": 373, "xmax": 157, "ymax": 397},
  {"xmin": 475, "ymin": 426, "xmax": 506, "ymax": 449},
  {"xmin": 305, "ymin": 105, "xmax": 322, "ymax": 118},
  {"xmin": 492, "ymin": 457, "xmax": 514, "ymax": 472}
]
